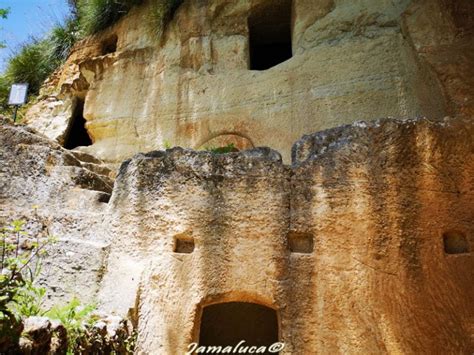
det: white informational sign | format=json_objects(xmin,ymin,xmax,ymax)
[{"xmin": 8, "ymin": 83, "xmax": 29, "ymax": 105}]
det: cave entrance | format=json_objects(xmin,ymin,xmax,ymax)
[
  {"xmin": 199, "ymin": 302, "xmax": 279, "ymax": 353},
  {"xmin": 248, "ymin": 0, "xmax": 293, "ymax": 70},
  {"xmin": 64, "ymin": 98, "xmax": 92, "ymax": 150},
  {"xmin": 101, "ymin": 34, "xmax": 118, "ymax": 55}
]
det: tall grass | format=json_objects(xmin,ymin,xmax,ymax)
[
  {"xmin": 149, "ymin": 0, "xmax": 183, "ymax": 37},
  {"xmin": 49, "ymin": 17, "xmax": 81, "ymax": 62},
  {"xmin": 3, "ymin": 17, "xmax": 80, "ymax": 96},
  {"xmin": 4, "ymin": 40, "xmax": 56, "ymax": 94},
  {"xmin": 75, "ymin": 0, "xmax": 183, "ymax": 36},
  {"xmin": 0, "ymin": 17, "xmax": 79, "ymax": 116},
  {"xmin": 0, "ymin": 0, "xmax": 183, "ymax": 116},
  {"xmin": 77, "ymin": 0, "xmax": 143, "ymax": 35}
]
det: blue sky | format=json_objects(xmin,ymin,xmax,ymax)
[{"xmin": 0, "ymin": 0, "xmax": 70, "ymax": 71}]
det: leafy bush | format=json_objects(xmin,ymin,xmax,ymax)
[
  {"xmin": 0, "ymin": 218, "xmax": 100, "ymax": 354},
  {"xmin": 0, "ymin": 220, "xmax": 54, "ymax": 322},
  {"xmin": 8, "ymin": 280, "xmax": 46, "ymax": 318},
  {"xmin": 46, "ymin": 298, "xmax": 97, "ymax": 354}
]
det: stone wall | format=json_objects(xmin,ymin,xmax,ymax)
[
  {"xmin": 25, "ymin": 0, "xmax": 474, "ymax": 165},
  {"xmin": 1, "ymin": 115, "xmax": 472, "ymax": 352},
  {"xmin": 96, "ymin": 116, "xmax": 473, "ymax": 353}
]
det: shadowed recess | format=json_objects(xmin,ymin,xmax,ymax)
[
  {"xmin": 64, "ymin": 98, "xmax": 92, "ymax": 149},
  {"xmin": 443, "ymin": 231, "xmax": 470, "ymax": 254},
  {"xmin": 287, "ymin": 232, "xmax": 314, "ymax": 254},
  {"xmin": 248, "ymin": 0, "xmax": 292, "ymax": 70},
  {"xmin": 174, "ymin": 235, "xmax": 195, "ymax": 253},
  {"xmin": 199, "ymin": 302, "xmax": 279, "ymax": 352},
  {"xmin": 102, "ymin": 34, "xmax": 118, "ymax": 55}
]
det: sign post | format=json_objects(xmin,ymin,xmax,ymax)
[{"xmin": 8, "ymin": 83, "xmax": 29, "ymax": 122}]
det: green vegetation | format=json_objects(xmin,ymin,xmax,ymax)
[
  {"xmin": 76, "ymin": 0, "xmax": 142, "ymax": 35},
  {"xmin": 0, "ymin": 17, "xmax": 80, "ymax": 116},
  {"xmin": 0, "ymin": 75, "xmax": 12, "ymax": 115},
  {"xmin": 0, "ymin": 0, "xmax": 183, "ymax": 117},
  {"xmin": 75, "ymin": 0, "xmax": 182, "ymax": 36},
  {"xmin": 5, "ymin": 40, "xmax": 57, "ymax": 94},
  {"xmin": 46, "ymin": 298, "xmax": 98, "ymax": 354},
  {"xmin": 8, "ymin": 279, "xmax": 47, "ymax": 318},
  {"xmin": 49, "ymin": 17, "xmax": 81, "ymax": 63},
  {"xmin": 149, "ymin": 0, "xmax": 183, "ymax": 37},
  {"xmin": 0, "ymin": 219, "xmax": 53, "ymax": 323},
  {"xmin": 0, "ymin": 218, "xmax": 100, "ymax": 354},
  {"xmin": 205, "ymin": 143, "xmax": 239, "ymax": 154},
  {"xmin": 0, "ymin": 7, "xmax": 9, "ymax": 49}
]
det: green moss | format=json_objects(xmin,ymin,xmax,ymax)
[{"xmin": 205, "ymin": 143, "xmax": 239, "ymax": 154}]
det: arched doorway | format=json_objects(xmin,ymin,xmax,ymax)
[{"xmin": 198, "ymin": 302, "xmax": 279, "ymax": 351}]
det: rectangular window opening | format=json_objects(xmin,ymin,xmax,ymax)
[{"xmin": 248, "ymin": 0, "xmax": 293, "ymax": 70}]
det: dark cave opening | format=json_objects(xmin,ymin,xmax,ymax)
[
  {"xmin": 249, "ymin": 0, "xmax": 293, "ymax": 70},
  {"xmin": 64, "ymin": 99, "xmax": 92, "ymax": 150},
  {"xmin": 102, "ymin": 34, "xmax": 118, "ymax": 55}
]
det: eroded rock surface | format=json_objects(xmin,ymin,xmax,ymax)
[
  {"xmin": 0, "ymin": 123, "xmax": 112, "ymax": 307},
  {"xmin": 94, "ymin": 116, "xmax": 473, "ymax": 353},
  {"xmin": 1, "ymin": 116, "xmax": 472, "ymax": 352},
  {"xmin": 25, "ymin": 0, "xmax": 473, "ymax": 164}
]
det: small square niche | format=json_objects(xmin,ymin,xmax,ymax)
[
  {"xmin": 174, "ymin": 235, "xmax": 195, "ymax": 254},
  {"xmin": 443, "ymin": 231, "xmax": 469, "ymax": 254},
  {"xmin": 288, "ymin": 232, "xmax": 314, "ymax": 254}
]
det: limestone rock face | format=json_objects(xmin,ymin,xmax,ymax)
[
  {"xmin": 95, "ymin": 116, "xmax": 473, "ymax": 353},
  {"xmin": 26, "ymin": 0, "xmax": 474, "ymax": 164},
  {"xmin": 3, "ymin": 1, "xmax": 474, "ymax": 350},
  {"xmin": 290, "ymin": 117, "xmax": 474, "ymax": 353},
  {"xmin": 0, "ymin": 123, "xmax": 112, "ymax": 307},
  {"xmin": 1, "ymin": 115, "xmax": 472, "ymax": 352}
]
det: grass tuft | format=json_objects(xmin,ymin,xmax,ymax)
[
  {"xmin": 148, "ymin": 0, "xmax": 183, "ymax": 38},
  {"xmin": 0, "ymin": 0, "xmax": 184, "ymax": 116},
  {"xmin": 77, "ymin": 0, "xmax": 143, "ymax": 35}
]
